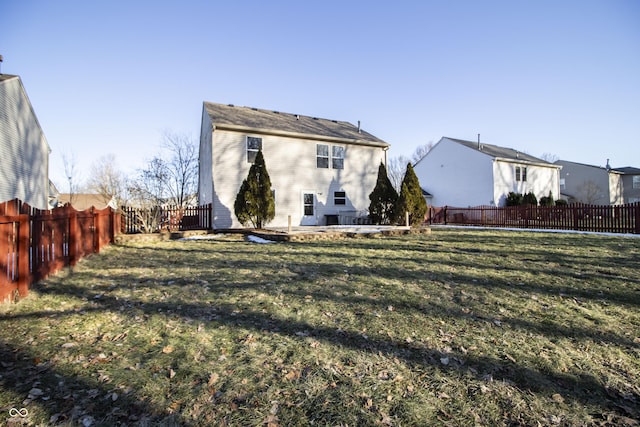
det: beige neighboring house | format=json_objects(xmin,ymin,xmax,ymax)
[
  {"xmin": 58, "ymin": 193, "xmax": 117, "ymax": 210},
  {"xmin": 610, "ymin": 167, "xmax": 640, "ymax": 205},
  {"xmin": 0, "ymin": 74, "xmax": 51, "ymax": 209},
  {"xmin": 413, "ymin": 137, "xmax": 561, "ymax": 207},
  {"xmin": 199, "ymin": 102, "xmax": 390, "ymax": 228}
]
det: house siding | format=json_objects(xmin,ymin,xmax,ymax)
[
  {"xmin": 413, "ymin": 138, "xmax": 494, "ymax": 207},
  {"xmin": 555, "ymin": 161, "xmax": 610, "ymax": 204},
  {"xmin": 620, "ymin": 174, "xmax": 640, "ymax": 204},
  {"xmin": 200, "ymin": 122, "xmax": 386, "ymax": 228},
  {"xmin": 0, "ymin": 76, "xmax": 50, "ymax": 209},
  {"xmin": 493, "ymin": 160, "xmax": 560, "ymax": 206}
]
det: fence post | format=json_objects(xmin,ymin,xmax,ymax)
[
  {"xmin": 443, "ymin": 206, "xmax": 448, "ymax": 225},
  {"xmin": 17, "ymin": 214, "xmax": 30, "ymax": 298},
  {"xmin": 635, "ymin": 202, "xmax": 640, "ymax": 235},
  {"xmin": 68, "ymin": 207, "xmax": 79, "ymax": 266}
]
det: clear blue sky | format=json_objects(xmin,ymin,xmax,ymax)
[{"xmin": 2, "ymin": 0, "xmax": 639, "ymax": 190}]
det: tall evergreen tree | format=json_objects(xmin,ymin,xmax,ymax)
[
  {"xmin": 368, "ymin": 162, "xmax": 398, "ymax": 225},
  {"xmin": 234, "ymin": 150, "xmax": 275, "ymax": 228},
  {"xmin": 396, "ymin": 163, "xmax": 427, "ymax": 226}
]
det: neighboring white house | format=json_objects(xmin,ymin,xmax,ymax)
[
  {"xmin": 199, "ymin": 102, "xmax": 390, "ymax": 228},
  {"xmin": 0, "ymin": 74, "xmax": 51, "ymax": 209},
  {"xmin": 413, "ymin": 137, "xmax": 561, "ymax": 207}
]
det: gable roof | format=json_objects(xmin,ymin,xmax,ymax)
[
  {"xmin": 444, "ymin": 137, "xmax": 555, "ymax": 166},
  {"xmin": 203, "ymin": 102, "xmax": 389, "ymax": 148},
  {"xmin": 0, "ymin": 74, "xmax": 19, "ymax": 83},
  {"xmin": 612, "ymin": 167, "xmax": 640, "ymax": 175}
]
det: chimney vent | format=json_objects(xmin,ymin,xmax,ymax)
[
  {"xmin": 357, "ymin": 120, "xmax": 361, "ymax": 133},
  {"xmin": 0, "ymin": 54, "xmax": 3, "ymax": 73}
]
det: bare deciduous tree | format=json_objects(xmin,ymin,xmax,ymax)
[
  {"xmin": 160, "ymin": 131, "xmax": 198, "ymax": 208},
  {"xmin": 85, "ymin": 154, "xmax": 128, "ymax": 207},
  {"xmin": 541, "ymin": 152, "xmax": 559, "ymax": 163},
  {"xmin": 576, "ymin": 180, "xmax": 604, "ymax": 204},
  {"xmin": 62, "ymin": 150, "xmax": 81, "ymax": 206},
  {"xmin": 387, "ymin": 155, "xmax": 411, "ymax": 193},
  {"xmin": 387, "ymin": 142, "xmax": 434, "ymax": 192}
]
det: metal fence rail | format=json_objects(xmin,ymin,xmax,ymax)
[{"xmin": 427, "ymin": 203, "xmax": 640, "ymax": 234}]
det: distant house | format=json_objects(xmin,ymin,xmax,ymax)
[
  {"xmin": 0, "ymin": 74, "xmax": 51, "ymax": 209},
  {"xmin": 555, "ymin": 160, "xmax": 640, "ymax": 205},
  {"xmin": 413, "ymin": 137, "xmax": 561, "ymax": 207},
  {"xmin": 57, "ymin": 193, "xmax": 117, "ymax": 210},
  {"xmin": 199, "ymin": 102, "xmax": 390, "ymax": 228},
  {"xmin": 555, "ymin": 159, "xmax": 616, "ymax": 204},
  {"xmin": 610, "ymin": 167, "xmax": 640, "ymax": 204}
]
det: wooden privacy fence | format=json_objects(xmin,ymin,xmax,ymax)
[
  {"xmin": 120, "ymin": 204, "xmax": 212, "ymax": 234},
  {"xmin": 0, "ymin": 199, "xmax": 120, "ymax": 304},
  {"xmin": 427, "ymin": 202, "xmax": 640, "ymax": 234}
]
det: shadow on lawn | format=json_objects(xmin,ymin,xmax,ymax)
[
  {"xmin": 2, "ymin": 234, "xmax": 639, "ymax": 424},
  {"xmin": 0, "ymin": 339, "xmax": 182, "ymax": 426}
]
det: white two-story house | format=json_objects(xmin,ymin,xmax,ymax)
[
  {"xmin": 0, "ymin": 74, "xmax": 51, "ymax": 209},
  {"xmin": 414, "ymin": 137, "xmax": 561, "ymax": 207},
  {"xmin": 198, "ymin": 102, "xmax": 390, "ymax": 228}
]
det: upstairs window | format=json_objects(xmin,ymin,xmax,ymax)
[
  {"xmin": 633, "ymin": 176, "xmax": 640, "ymax": 189},
  {"xmin": 332, "ymin": 146, "xmax": 345, "ymax": 169},
  {"xmin": 247, "ymin": 136, "xmax": 262, "ymax": 163},
  {"xmin": 515, "ymin": 166, "xmax": 527, "ymax": 182},
  {"xmin": 317, "ymin": 144, "xmax": 329, "ymax": 168},
  {"xmin": 317, "ymin": 144, "xmax": 345, "ymax": 169},
  {"xmin": 334, "ymin": 191, "xmax": 346, "ymax": 205}
]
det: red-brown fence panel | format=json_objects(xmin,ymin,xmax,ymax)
[{"xmin": 0, "ymin": 199, "xmax": 120, "ymax": 304}]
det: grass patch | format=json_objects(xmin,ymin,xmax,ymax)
[{"xmin": 1, "ymin": 228, "xmax": 639, "ymax": 426}]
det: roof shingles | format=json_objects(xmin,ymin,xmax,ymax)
[{"xmin": 203, "ymin": 102, "xmax": 388, "ymax": 146}]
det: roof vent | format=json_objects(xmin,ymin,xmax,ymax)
[
  {"xmin": 358, "ymin": 120, "xmax": 361, "ymax": 133},
  {"xmin": 227, "ymin": 104, "xmax": 234, "ymax": 107},
  {"xmin": 0, "ymin": 54, "xmax": 3, "ymax": 73},
  {"xmin": 295, "ymin": 114, "xmax": 299, "ymax": 120}
]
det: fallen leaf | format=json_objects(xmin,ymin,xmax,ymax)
[
  {"xmin": 162, "ymin": 345, "xmax": 175, "ymax": 354},
  {"xmin": 265, "ymin": 414, "xmax": 279, "ymax": 427},
  {"xmin": 440, "ymin": 357, "xmax": 450, "ymax": 366},
  {"xmin": 169, "ymin": 368, "xmax": 176, "ymax": 379},
  {"xmin": 284, "ymin": 370, "xmax": 300, "ymax": 380},
  {"xmin": 208, "ymin": 373, "xmax": 219, "ymax": 387}
]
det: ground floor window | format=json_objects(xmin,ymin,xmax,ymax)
[{"xmin": 334, "ymin": 191, "xmax": 346, "ymax": 205}]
